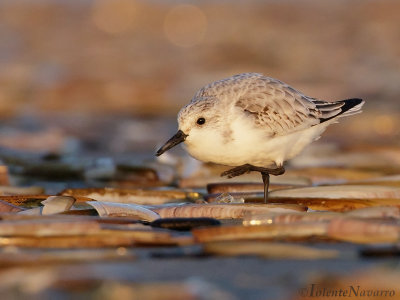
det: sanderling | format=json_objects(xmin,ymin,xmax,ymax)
[{"xmin": 156, "ymin": 73, "xmax": 364, "ymax": 202}]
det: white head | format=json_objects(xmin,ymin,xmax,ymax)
[
  {"xmin": 155, "ymin": 73, "xmax": 261, "ymax": 158},
  {"xmin": 179, "ymin": 97, "xmax": 222, "ymax": 137},
  {"xmin": 156, "ymin": 96, "xmax": 223, "ymax": 157}
]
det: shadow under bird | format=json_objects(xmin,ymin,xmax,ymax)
[{"xmin": 156, "ymin": 73, "xmax": 364, "ymax": 203}]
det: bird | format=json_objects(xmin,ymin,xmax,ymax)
[{"xmin": 156, "ymin": 73, "xmax": 364, "ymax": 203}]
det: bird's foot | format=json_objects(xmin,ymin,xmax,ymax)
[
  {"xmin": 255, "ymin": 165, "xmax": 285, "ymax": 176},
  {"xmin": 221, "ymin": 164, "xmax": 285, "ymax": 178},
  {"xmin": 220, "ymin": 164, "xmax": 253, "ymax": 178}
]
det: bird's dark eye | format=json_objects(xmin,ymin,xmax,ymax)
[
  {"xmin": 196, "ymin": 117, "xmax": 206, "ymax": 125},
  {"xmin": 196, "ymin": 118, "xmax": 206, "ymax": 125}
]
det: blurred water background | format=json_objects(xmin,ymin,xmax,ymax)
[{"xmin": 0, "ymin": 0, "xmax": 399, "ymax": 156}]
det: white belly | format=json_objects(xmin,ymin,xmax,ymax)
[{"xmin": 184, "ymin": 120, "xmax": 332, "ymax": 168}]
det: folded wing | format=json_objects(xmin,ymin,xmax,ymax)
[{"xmin": 235, "ymin": 76, "xmax": 363, "ymax": 137}]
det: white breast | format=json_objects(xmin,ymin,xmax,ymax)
[{"xmin": 184, "ymin": 117, "xmax": 334, "ymax": 168}]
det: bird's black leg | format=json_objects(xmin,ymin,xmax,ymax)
[
  {"xmin": 221, "ymin": 164, "xmax": 285, "ymax": 203},
  {"xmin": 261, "ymin": 172, "xmax": 270, "ymax": 203}
]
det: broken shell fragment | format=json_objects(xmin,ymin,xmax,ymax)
[
  {"xmin": 214, "ymin": 193, "xmax": 244, "ymax": 204},
  {"xmin": 87, "ymin": 201, "xmax": 160, "ymax": 221},
  {"xmin": 205, "ymin": 192, "xmax": 261, "ymax": 203},
  {"xmin": 17, "ymin": 207, "xmax": 43, "ymax": 216},
  {"xmin": 0, "ymin": 195, "xmax": 91, "ymax": 208},
  {"xmin": 41, "ymin": 196, "xmax": 76, "ymax": 215}
]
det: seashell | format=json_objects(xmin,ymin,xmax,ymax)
[
  {"xmin": 269, "ymin": 185, "xmax": 400, "ymax": 199},
  {"xmin": 243, "ymin": 206, "xmax": 400, "ymax": 227},
  {"xmin": 0, "ymin": 231, "xmax": 183, "ymax": 248},
  {"xmin": 346, "ymin": 206, "xmax": 400, "ymax": 219},
  {"xmin": 214, "ymin": 193, "xmax": 244, "ymax": 204},
  {"xmin": 327, "ymin": 218, "xmax": 400, "ymax": 244},
  {"xmin": 60, "ymin": 209, "xmax": 98, "ymax": 216},
  {"xmin": 60, "ymin": 187, "xmax": 200, "ymax": 205},
  {"xmin": 267, "ymin": 197, "xmax": 400, "ymax": 212},
  {"xmin": 0, "ymin": 219, "xmax": 101, "ymax": 237},
  {"xmin": 203, "ymin": 241, "xmax": 338, "ymax": 259},
  {"xmin": 17, "ymin": 207, "xmax": 43, "ymax": 216},
  {"xmin": 0, "ymin": 200, "xmax": 24, "ymax": 213},
  {"xmin": 152, "ymin": 203, "xmax": 307, "ymax": 219},
  {"xmin": 41, "ymin": 196, "xmax": 75, "ymax": 215},
  {"xmin": 87, "ymin": 201, "xmax": 160, "ymax": 221},
  {"xmin": 0, "ymin": 195, "xmax": 92, "ymax": 208},
  {"xmin": 243, "ymin": 211, "xmax": 341, "ymax": 226},
  {"xmin": 150, "ymin": 217, "xmax": 221, "ymax": 231},
  {"xmin": 205, "ymin": 192, "xmax": 261, "ymax": 203},
  {"xmin": 193, "ymin": 222, "xmax": 328, "ymax": 243}
]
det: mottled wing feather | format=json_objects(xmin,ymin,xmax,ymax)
[{"xmin": 234, "ymin": 76, "xmax": 341, "ymax": 136}]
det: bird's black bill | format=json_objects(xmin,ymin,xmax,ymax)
[{"xmin": 156, "ymin": 130, "xmax": 188, "ymax": 156}]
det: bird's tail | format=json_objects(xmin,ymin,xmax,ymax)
[
  {"xmin": 318, "ymin": 98, "xmax": 364, "ymax": 123},
  {"xmin": 338, "ymin": 98, "xmax": 365, "ymax": 117}
]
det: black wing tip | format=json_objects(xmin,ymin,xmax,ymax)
[
  {"xmin": 319, "ymin": 98, "xmax": 364, "ymax": 123},
  {"xmin": 341, "ymin": 98, "xmax": 364, "ymax": 112}
]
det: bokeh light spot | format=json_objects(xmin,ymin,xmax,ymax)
[
  {"xmin": 92, "ymin": 0, "xmax": 137, "ymax": 34},
  {"xmin": 163, "ymin": 4, "xmax": 207, "ymax": 48}
]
